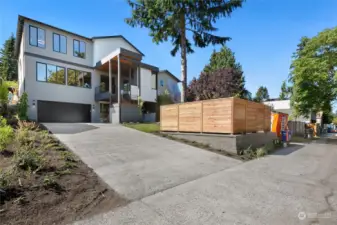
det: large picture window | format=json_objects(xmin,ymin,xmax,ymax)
[
  {"xmin": 67, "ymin": 68, "xmax": 91, "ymax": 88},
  {"xmin": 53, "ymin": 33, "xmax": 67, "ymax": 54},
  {"xmin": 29, "ymin": 25, "xmax": 45, "ymax": 48},
  {"xmin": 36, "ymin": 62, "xmax": 65, "ymax": 84},
  {"xmin": 73, "ymin": 40, "xmax": 86, "ymax": 58}
]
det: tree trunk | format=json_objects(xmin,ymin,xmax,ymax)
[{"xmin": 180, "ymin": 13, "xmax": 187, "ymax": 103}]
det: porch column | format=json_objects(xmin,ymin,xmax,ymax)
[
  {"xmin": 117, "ymin": 54, "xmax": 121, "ymax": 104},
  {"xmin": 108, "ymin": 59, "xmax": 112, "ymax": 123},
  {"xmin": 117, "ymin": 54, "xmax": 121, "ymax": 123},
  {"xmin": 137, "ymin": 65, "xmax": 140, "ymax": 97},
  {"xmin": 109, "ymin": 60, "xmax": 112, "ymax": 96}
]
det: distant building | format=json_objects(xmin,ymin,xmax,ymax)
[
  {"xmin": 263, "ymin": 99, "xmax": 315, "ymax": 122},
  {"xmin": 157, "ymin": 70, "xmax": 181, "ymax": 103}
]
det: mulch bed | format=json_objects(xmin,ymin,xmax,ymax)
[{"xmin": 0, "ymin": 124, "xmax": 128, "ymax": 225}]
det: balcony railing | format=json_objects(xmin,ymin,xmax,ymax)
[{"xmin": 95, "ymin": 84, "xmax": 116, "ymax": 102}]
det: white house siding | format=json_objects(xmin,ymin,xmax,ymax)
[
  {"xmin": 157, "ymin": 71, "xmax": 181, "ymax": 103},
  {"xmin": 24, "ymin": 55, "xmax": 100, "ymax": 122},
  {"xmin": 140, "ymin": 68, "xmax": 156, "ymax": 102},
  {"xmin": 93, "ymin": 37, "xmax": 141, "ymax": 65},
  {"xmin": 23, "ymin": 21, "xmax": 93, "ymax": 67}
]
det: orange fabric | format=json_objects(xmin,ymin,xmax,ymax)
[{"xmin": 271, "ymin": 112, "xmax": 288, "ymax": 137}]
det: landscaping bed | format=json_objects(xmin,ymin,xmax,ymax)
[
  {"xmin": 124, "ymin": 123, "xmax": 281, "ymax": 161},
  {"xmin": 0, "ymin": 119, "xmax": 127, "ymax": 225}
]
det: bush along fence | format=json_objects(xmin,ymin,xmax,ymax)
[{"xmin": 160, "ymin": 97, "xmax": 271, "ymax": 134}]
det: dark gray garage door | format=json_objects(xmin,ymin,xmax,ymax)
[{"xmin": 38, "ymin": 101, "xmax": 91, "ymax": 123}]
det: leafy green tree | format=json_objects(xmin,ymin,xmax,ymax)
[
  {"xmin": 290, "ymin": 28, "xmax": 337, "ymax": 117},
  {"xmin": 0, "ymin": 34, "xmax": 17, "ymax": 81},
  {"xmin": 279, "ymin": 80, "xmax": 292, "ymax": 100},
  {"xmin": 254, "ymin": 86, "xmax": 269, "ymax": 102},
  {"xmin": 125, "ymin": 0, "xmax": 245, "ymax": 102}
]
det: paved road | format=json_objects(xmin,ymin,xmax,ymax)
[{"xmin": 45, "ymin": 124, "xmax": 337, "ymax": 225}]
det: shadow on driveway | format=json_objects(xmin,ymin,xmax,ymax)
[
  {"xmin": 271, "ymin": 144, "xmax": 305, "ymax": 156},
  {"xmin": 42, "ymin": 123, "xmax": 98, "ymax": 134}
]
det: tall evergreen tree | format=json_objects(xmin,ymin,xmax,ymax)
[
  {"xmin": 203, "ymin": 46, "xmax": 242, "ymax": 73},
  {"xmin": 202, "ymin": 46, "xmax": 250, "ymax": 99},
  {"xmin": 254, "ymin": 86, "xmax": 269, "ymax": 102},
  {"xmin": 279, "ymin": 80, "xmax": 292, "ymax": 100},
  {"xmin": 0, "ymin": 34, "xmax": 17, "ymax": 81},
  {"xmin": 125, "ymin": 0, "xmax": 245, "ymax": 102}
]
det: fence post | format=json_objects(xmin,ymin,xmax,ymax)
[
  {"xmin": 200, "ymin": 101, "xmax": 203, "ymax": 133},
  {"xmin": 245, "ymin": 100, "xmax": 247, "ymax": 134},
  {"xmin": 177, "ymin": 104, "xmax": 180, "ymax": 132}
]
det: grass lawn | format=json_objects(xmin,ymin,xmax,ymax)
[
  {"xmin": 124, "ymin": 123, "xmax": 160, "ymax": 133},
  {"xmin": 0, "ymin": 120, "xmax": 126, "ymax": 225}
]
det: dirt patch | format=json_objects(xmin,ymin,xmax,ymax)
[{"xmin": 0, "ymin": 123, "xmax": 128, "ymax": 225}]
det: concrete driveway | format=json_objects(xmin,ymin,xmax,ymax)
[
  {"xmin": 44, "ymin": 123, "xmax": 240, "ymax": 200},
  {"xmin": 45, "ymin": 124, "xmax": 337, "ymax": 225}
]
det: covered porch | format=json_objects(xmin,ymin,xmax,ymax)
[{"xmin": 94, "ymin": 48, "xmax": 158, "ymax": 124}]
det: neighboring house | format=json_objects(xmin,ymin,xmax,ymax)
[
  {"xmin": 157, "ymin": 70, "xmax": 181, "ymax": 103},
  {"xmin": 263, "ymin": 99, "xmax": 315, "ymax": 122},
  {"xmin": 15, "ymin": 15, "xmax": 158, "ymax": 124}
]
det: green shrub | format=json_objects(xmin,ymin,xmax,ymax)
[
  {"xmin": 0, "ymin": 169, "xmax": 11, "ymax": 188},
  {"xmin": 0, "ymin": 117, "xmax": 14, "ymax": 152},
  {"xmin": 256, "ymin": 147, "xmax": 268, "ymax": 158},
  {"xmin": 15, "ymin": 129, "xmax": 31, "ymax": 146},
  {"xmin": 14, "ymin": 148, "xmax": 44, "ymax": 172},
  {"xmin": 60, "ymin": 151, "xmax": 77, "ymax": 162},
  {"xmin": 0, "ymin": 82, "xmax": 9, "ymax": 105},
  {"xmin": 43, "ymin": 175, "xmax": 57, "ymax": 187},
  {"xmin": 18, "ymin": 120, "xmax": 38, "ymax": 131},
  {"xmin": 17, "ymin": 92, "xmax": 28, "ymax": 120}
]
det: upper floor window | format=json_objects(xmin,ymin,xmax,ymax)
[
  {"xmin": 53, "ymin": 33, "xmax": 67, "ymax": 54},
  {"xmin": 67, "ymin": 68, "xmax": 91, "ymax": 88},
  {"xmin": 29, "ymin": 25, "xmax": 45, "ymax": 48},
  {"xmin": 73, "ymin": 40, "xmax": 86, "ymax": 58},
  {"xmin": 36, "ymin": 62, "xmax": 65, "ymax": 85}
]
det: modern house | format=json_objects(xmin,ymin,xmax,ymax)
[
  {"xmin": 15, "ymin": 15, "xmax": 159, "ymax": 124},
  {"xmin": 263, "ymin": 99, "xmax": 315, "ymax": 122},
  {"xmin": 157, "ymin": 70, "xmax": 181, "ymax": 103}
]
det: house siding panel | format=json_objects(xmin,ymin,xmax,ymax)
[
  {"xmin": 24, "ymin": 55, "xmax": 100, "ymax": 122},
  {"xmin": 23, "ymin": 21, "xmax": 93, "ymax": 67}
]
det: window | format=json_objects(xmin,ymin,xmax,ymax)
[
  {"xmin": 53, "ymin": 33, "xmax": 67, "ymax": 53},
  {"xmin": 160, "ymin": 80, "xmax": 164, "ymax": 87},
  {"xmin": 36, "ymin": 62, "xmax": 65, "ymax": 84},
  {"xmin": 73, "ymin": 40, "xmax": 86, "ymax": 58},
  {"xmin": 67, "ymin": 68, "xmax": 91, "ymax": 88},
  {"xmin": 29, "ymin": 25, "xmax": 45, "ymax": 48}
]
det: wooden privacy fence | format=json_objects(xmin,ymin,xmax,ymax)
[
  {"xmin": 288, "ymin": 121, "xmax": 306, "ymax": 136},
  {"xmin": 160, "ymin": 97, "xmax": 271, "ymax": 134}
]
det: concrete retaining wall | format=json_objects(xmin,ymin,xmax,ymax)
[{"xmin": 165, "ymin": 132, "xmax": 277, "ymax": 154}]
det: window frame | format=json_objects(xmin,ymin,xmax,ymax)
[
  {"xmin": 73, "ymin": 39, "xmax": 86, "ymax": 59},
  {"xmin": 36, "ymin": 62, "xmax": 66, "ymax": 85},
  {"xmin": 53, "ymin": 33, "xmax": 67, "ymax": 54},
  {"xmin": 29, "ymin": 25, "xmax": 46, "ymax": 48}
]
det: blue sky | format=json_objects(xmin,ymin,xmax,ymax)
[{"xmin": 1, "ymin": 0, "xmax": 337, "ymax": 98}]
